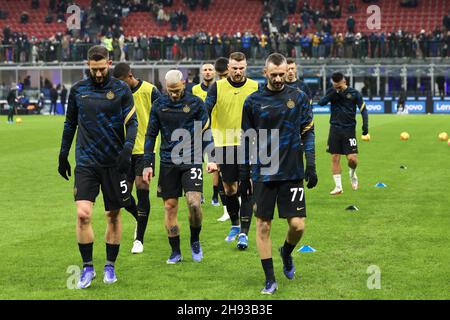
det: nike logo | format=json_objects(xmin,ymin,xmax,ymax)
[
  {"xmin": 123, "ymin": 197, "xmax": 130, "ymax": 202},
  {"xmin": 297, "ymin": 207, "xmax": 304, "ymax": 211},
  {"xmin": 195, "ymin": 183, "xmax": 201, "ymax": 186},
  {"xmin": 234, "ymin": 92, "xmax": 240, "ymax": 95},
  {"xmin": 81, "ymin": 95, "xmax": 90, "ymax": 98},
  {"xmin": 261, "ymin": 105, "xmax": 271, "ymax": 110},
  {"xmin": 162, "ymin": 108, "xmax": 170, "ymax": 111}
]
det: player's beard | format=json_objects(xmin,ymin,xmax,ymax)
[
  {"xmin": 286, "ymin": 74, "xmax": 295, "ymax": 83},
  {"xmin": 91, "ymin": 72, "xmax": 108, "ymax": 85},
  {"xmin": 269, "ymin": 79, "xmax": 284, "ymax": 91},
  {"xmin": 170, "ymin": 89, "xmax": 184, "ymax": 102},
  {"xmin": 231, "ymin": 74, "xmax": 244, "ymax": 83},
  {"xmin": 204, "ymin": 77, "xmax": 214, "ymax": 86}
]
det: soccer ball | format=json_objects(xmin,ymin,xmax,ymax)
[
  {"xmin": 16, "ymin": 118, "xmax": 23, "ymax": 124},
  {"xmin": 361, "ymin": 134, "xmax": 371, "ymax": 141},
  {"xmin": 438, "ymin": 132, "xmax": 448, "ymax": 141},
  {"xmin": 400, "ymin": 132, "xmax": 410, "ymax": 141}
]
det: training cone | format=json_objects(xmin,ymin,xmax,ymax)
[
  {"xmin": 345, "ymin": 205, "xmax": 359, "ymax": 211},
  {"xmin": 298, "ymin": 245, "xmax": 317, "ymax": 253},
  {"xmin": 375, "ymin": 182, "xmax": 387, "ymax": 188}
]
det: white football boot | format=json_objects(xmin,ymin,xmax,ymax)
[{"xmin": 131, "ymin": 240, "xmax": 144, "ymax": 254}]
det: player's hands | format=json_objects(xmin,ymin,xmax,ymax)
[
  {"xmin": 58, "ymin": 154, "xmax": 71, "ymax": 181},
  {"xmin": 326, "ymin": 88, "xmax": 339, "ymax": 99},
  {"xmin": 304, "ymin": 153, "xmax": 318, "ymax": 189},
  {"xmin": 142, "ymin": 167, "xmax": 153, "ymax": 185},
  {"xmin": 116, "ymin": 146, "xmax": 132, "ymax": 174},
  {"xmin": 206, "ymin": 162, "xmax": 218, "ymax": 173},
  {"xmin": 305, "ymin": 166, "xmax": 318, "ymax": 189}
]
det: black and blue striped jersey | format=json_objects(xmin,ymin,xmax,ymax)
[
  {"xmin": 286, "ymin": 79, "xmax": 313, "ymax": 101},
  {"xmin": 144, "ymin": 92, "xmax": 212, "ymax": 166},
  {"xmin": 318, "ymin": 87, "xmax": 368, "ymax": 131},
  {"xmin": 241, "ymin": 85, "xmax": 315, "ymax": 182},
  {"xmin": 60, "ymin": 73, "xmax": 137, "ymax": 167}
]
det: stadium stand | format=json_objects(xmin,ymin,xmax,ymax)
[{"xmin": 0, "ymin": 0, "xmax": 449, "ymax": 40}]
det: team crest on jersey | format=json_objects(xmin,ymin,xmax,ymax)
[
  {"xmin": 286, "ymin": 99, "xmax": 295, "ymax": 109},
  {"xmin": 346, "ymin": 93, "xmax": 352, "ymax": 99},
  {"xmin": 183, "ymin": 105, "xmax": 191, "ymax": 113},
  {"xmin": 106, "ymin": 91, "xmax": 115, "ymax": 100}
]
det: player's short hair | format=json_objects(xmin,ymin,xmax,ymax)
[
  {"xmin": 331, "ymin": 72, "xmax": 345, "ymax": 83},
  {"xmin": 286, "ymin": 58, "xmax": 296, "ymax": 65},
  {"xmin": 214, "ymin": 57, "xmax": 229, "ymax": 74},
  {"xmin": 88, "ymin": 45, "xmax": 109, "ymax": 61},
  {"xmin": 229, "ymin": 52, "xmax": 246, "ymax": 62},
  {"xmin": 165, "ymin": 69, "xmax": 184, "ymax": 85},
  {"xmin": 113, "ymin": 63, "xmax": 131, "ymax": 79},
  {"xmin": 201, "ymin": 62, "xmax": 215, "ymax": 69},
  {"xmin": 265, "ymin": 53, "xmax": 287, "ymax": 67}
]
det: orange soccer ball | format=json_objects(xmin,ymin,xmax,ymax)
[
  {"xmin": 438, "ymin": 132, "xmax": 448, "ymax": 141},
  {"xmin": 400, "ymin": 132, "xmax": 410, "ymax": 141}
]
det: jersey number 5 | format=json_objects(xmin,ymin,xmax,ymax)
[{"xmin": 120, "ymin": 180, "xmax": 128, "ymax": 194}]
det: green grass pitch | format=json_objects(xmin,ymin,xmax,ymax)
[{"xmin": 0, "ymin": 114, "xmax": 449, "ymax": 300}]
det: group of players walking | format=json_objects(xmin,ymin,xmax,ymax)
[{"xmin": 58, "ymin": 45, "xmax": 368, "ymax": 294}]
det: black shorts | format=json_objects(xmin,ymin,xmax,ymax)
[
  {"xmin": 253, "ymin": 180, "xmax": 307, "ymax": 220},
  {"xmin": 327, "ymin": 126, "xmax": 358, "ymax": 155},
  {"xmin": 216, "ymin": 146, "xmax": 239, "ymax": 183},
  {"xmin": 74, "ymin": 166, "xmax": 131, "ymax": 211},
  {"xmin": 126, "ymin": 154, "xmax": 155, "ymax": 182},
  {"xmin": 157, "ymin": 164, "xmax": 203, "ymax": 199}
]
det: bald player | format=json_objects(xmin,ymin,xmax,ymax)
[{"xmin": 191, "ymin": 63, "xmax": 215, "ymax": 102}]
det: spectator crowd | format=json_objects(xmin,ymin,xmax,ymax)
[{"xmin": 1, "ymin": 0, "xmax": 450, "ymax": 63}]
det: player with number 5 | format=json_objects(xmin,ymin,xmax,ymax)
[
  {"xmin": 142, "ymin": 70, "xmax": 217, "ymax": 265},
  {"xmin": 318, "ymin": 72, "xmax": 369, "ymax": 195},
  {"xmin": 58, "ymin": 46, "xmax": 138, "ymax": 289}
]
